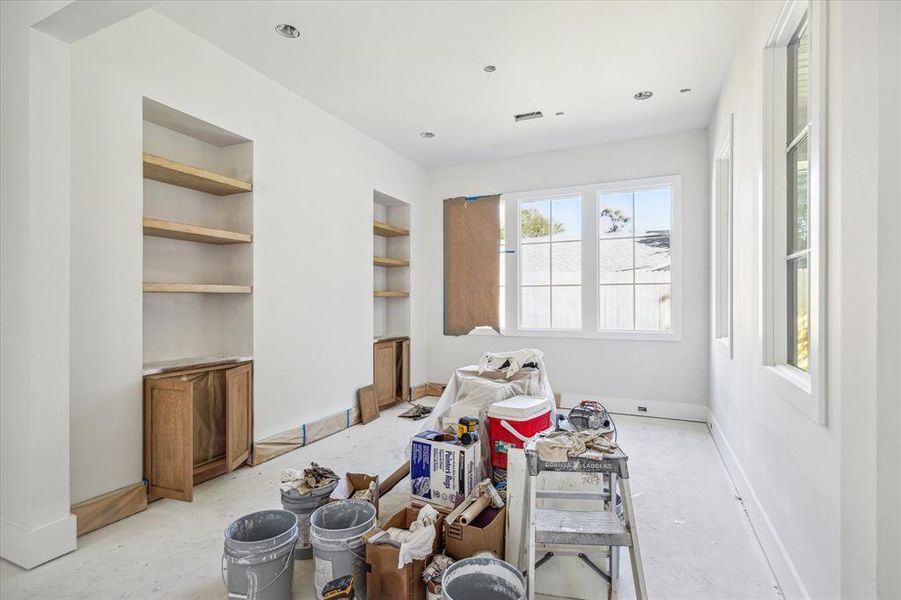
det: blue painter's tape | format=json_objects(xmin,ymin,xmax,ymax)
[
  {"xmin": 302, "ymin": 424, "xmax": 307, "ymax": 446},
  {"xmin": 345, "ymin": 409, "xmax": 350, "ymax": 429}
]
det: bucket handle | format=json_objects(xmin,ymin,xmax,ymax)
[{"xmin": 222, "ymin": 546, "xmax": 293, "ymax": 600}]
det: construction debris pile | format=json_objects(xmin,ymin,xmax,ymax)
[
  {"xmin": 279, "ymin": 462, "xmax": 338, "ymax": 497},
  {"xmin": 221, "ymin": 349, "xmax": 636, "ymax": 600}
]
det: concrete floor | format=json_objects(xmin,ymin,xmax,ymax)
[{"xmin": 0, "ymin": 405, "xmax": 781, "ymax": 599}]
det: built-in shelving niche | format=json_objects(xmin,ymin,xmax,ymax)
[
  {"xmin": 373, "ymin": 190, "xmax": 410, "ymax": 339},
  {"xmin": 142, "ymin": 98, "xmax": 254, "ymax": 364}
]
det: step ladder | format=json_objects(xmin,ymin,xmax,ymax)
[{"xmin": 521, "ymin": 438, "xmax": 647, "ymax": 600}]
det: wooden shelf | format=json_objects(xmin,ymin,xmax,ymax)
[
  {"xmin": 373, "ymin": 221, "xmax": 409, "ymax": 237},
  {"xmin": 143, "ymin": 153, "xmax": 252, "ymax": 196},
  {"xmin": 143, "ymin": 217, "xmax": 252, "ymax": 244},
  {"xmin": 373, "ymin": 256, "xmax": 409, "ymax": 268},
  {"xmin": 143, "ymin": 283, "xmax": 252, "ymax": 294},
  {"xmin": 374, "ymin": 290, "xmax": 410, "ymax": 298}
]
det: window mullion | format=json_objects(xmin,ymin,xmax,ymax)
[
  {"xmin": 631, "ymin": 193, "xmax": 637, "ymax": 330},
  {"xmin": 584, "ymin": 191, "xmax": 598, "ymax": 333}
]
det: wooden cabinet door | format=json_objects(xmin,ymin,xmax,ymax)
[
  {"xmin": 373, "ymin": 342, "xmax": 396, "ymax": 407},
  {"xmin": 225, "ymin": 363, "xmax": 252, "ymax": 472},
  {"xmin": 399, "ymin": 339, "xmax": 410, "ymax": 402},
  {"xmin": 144, "ymin": 377, "xmax": 193, "ymax": 502}
]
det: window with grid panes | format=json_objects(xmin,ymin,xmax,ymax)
[
  {"xmin": 518, "ymin": 196, "xmax": 582, "ymax": 330},
  {"xmin": 786, "ymin": 18, "xmax": 810, "ymax": 371},
  {"xmin": 598, "ymin": 187, "xmax": 673, "ymax": 332}
]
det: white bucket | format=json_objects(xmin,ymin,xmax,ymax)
[
  {"xmin": 441, "ymin": 556, "xmax": 526, "ymax": 600},
  {"xmin": 281, "ymin": 480, "xmax": 339, "ymax": 560},
  {"xmin": 310, "ymin": 500, "xmax": 376, "ymax": 599},
  {"xmin": 223, "ymin": 509, "xmax": 298, "ymax": 600}
]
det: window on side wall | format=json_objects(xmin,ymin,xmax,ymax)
[
  {"xmin": 714, "ymin": 114, "xmax": 734, "ymax": 357},
  {"xmin": 761, "ymin": 0, "xmax": 826, "ymax": 423},
  {"xmin": 500, "ymin": 175, "xmax": 680, "ymax": 340}
]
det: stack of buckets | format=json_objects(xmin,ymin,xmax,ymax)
[
  {"xmin": 487, "ymin": 395, "xmax": 552, "ymax": 484},
  {"xmin": 224, "ymin": 487, "xmax": 375, "ymax": 600},
  {"xmin": 280, "ymin": 480, "xmax": 339, "ymax": 560}
]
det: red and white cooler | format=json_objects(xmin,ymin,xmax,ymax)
[{"xmin": 487, "ymin": 395, "xmax": 552, "ymax": 469}]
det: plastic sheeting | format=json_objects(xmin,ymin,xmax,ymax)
[
  {"xmin": 415, "ymin": 358, "xmax": 557, "ymax": 480},
  {"xmin": 422, "ymin": 364, "xmax": 556, "ymax": 434}
]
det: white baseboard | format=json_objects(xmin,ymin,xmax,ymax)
[
  {"xmin": 708, "ymin": 417, "xmax": 808, "ymax": 599},
  {"xmin": 0, "ymin": 514, "xmax": 77, "ymax": 569},
  {"xmin": 559, "ymin": 393, "xmax": 709, "ymax": 422}
]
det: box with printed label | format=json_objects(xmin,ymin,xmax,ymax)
[{"xmin": 410, "ymin": 430, "xmax": 481, "ymax": 509}]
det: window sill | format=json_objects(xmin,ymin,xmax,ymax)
[
  {"xmin": 760, "ymin": 363, "xmax": 825, "ymax": 424},
  {"xmin": 493, "ymin": 328, "xmax": 681, "ymax": 342}
]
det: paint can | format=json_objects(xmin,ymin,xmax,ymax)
[
  {"xmin": 223, "ymin": 509, "xmax": 298, "ymax": 600},
  {"xmin": 281, "ymin": 480, "xmax": 339, "ymax": 559},
  {"xmin": 310, "ymin": 499, "xmax": 376, "ymax": 599},
  {"xmin": 441, "ymin": 556, "xmax": 526, "ymax": 600}
]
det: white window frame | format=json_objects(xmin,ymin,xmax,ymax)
[
  {"xmin": 760, "ymin": 0, "xmax": 827, "ymax": 423},
  {"xmin": 714, "ymin": 114, "xmax": 734, "ymax": 358},
  {"xmin": 501, "ymin": 175, "xmax": 681, "ymax": 341}
]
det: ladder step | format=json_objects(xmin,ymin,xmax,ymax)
[
  {"xmin": 535, "ymin": 508, "xmax": 632, "ymax": 547},
  {"xmin": 536, "ymin": 490, "xmax": 611, "ymax": 501}
]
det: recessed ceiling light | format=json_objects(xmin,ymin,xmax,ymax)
[
  {"xmin": 420, "ymin": 131, "xmax": 435, "ymax": 139},
  {"xmin": 680, "ymin": 88, "xmax": 692, "ymax": 93},
  {"xmin": 275, "ymin": 24, "xmax": 300, "ymax": 39},
  {"xmin": 634, "ymin": 91, "xmax": 653, "ymax": 101},
  {"xmin": 483, "ymin": 65, "xmax": 497, "ymax": 73}
]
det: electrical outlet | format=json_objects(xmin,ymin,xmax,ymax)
[{"xmin": 637, "ymin": 406, "xmax": 648, "ymax": 413}]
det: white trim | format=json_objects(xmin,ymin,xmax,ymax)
[
  {"xmin": 709, "ymin": 417, "xmax": 808, "ymax": 599},
  {"xmin": 713, "ymin": 114, "xmax": 735, "ymax": 358},
  {"xmin": 760, "ymin": 0, "xmax": 827, "ymax": 424},
  {"xmin": 559, "ymin": 393, "xmax": 708, "ymax": 422},
  {"xmin": 501, "ymin": 175, "xmax": 681, "ymax": 340},
  {"xmin": 0, "ymin": 514, "xmax": 77, "ymax": 569}
]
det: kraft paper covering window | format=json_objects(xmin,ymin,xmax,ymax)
[{"xmin": 444, "ymin": 195, "xmax": 500, "ymax": 335}]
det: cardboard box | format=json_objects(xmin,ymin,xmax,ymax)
[
  {"xmin": 411, "ymin": 431, "xmax": 481, "ymax": 509},
  {"xmin": 365, "ymin": 506, "xmax": 444, "ymax": 600},
  {"xmin": 444, "ymin": 506, "xmax": 506, "ymax": 560},
  {"xmin": 330, "ymin": 472, "xmax": 380, "ymax": 516}
]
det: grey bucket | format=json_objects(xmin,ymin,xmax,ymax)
[
  {"xmin": 441, "ymin": 556, "xmax": 526, "ymax": 600},
  {"xmin": 310, "ymin": 499, "xmax": 376, "ymax": 599},
  {"xmin": 281, "ymin": 480, "xmax": 339, "ymax": 560},
  {"xmin": 223, "ymin": 509, "xmax": 298, "ymax": 600}
]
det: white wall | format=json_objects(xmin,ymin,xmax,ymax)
[
  {"xmin": 0, "ymin": 0, "xmax": 78, "ymax": 569},
  {"xmin": 424, "ymin": 130, "xmax": 710, "ymax": 418},
  {"xmin": 69, "ymin": 9, "xmax": 428, "ymax": 504},
  {"xmin": 707, "ymin": 2, "xmax": 900, "ymax": 598},
  {"xmin": 874, "ymin": 5, "xmax": 901, "ymax": 598}
]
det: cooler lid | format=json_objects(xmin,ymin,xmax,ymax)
[{"xmin": 488, "ymin": 395, "xmax": 549, "ymax": 419}]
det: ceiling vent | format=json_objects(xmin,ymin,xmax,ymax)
[{"xmin": 514, "ymin": 111, "xmax": 544, "ymax": 122}]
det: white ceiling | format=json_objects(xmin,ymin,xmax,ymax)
[{"xmin": 155, "ymin": 1, "xmax": 749, "ymax": 168}]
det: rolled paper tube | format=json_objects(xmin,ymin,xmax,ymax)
[{"xmin": 459, "ymin": 494, "xmax": 491, "ymax": 525}]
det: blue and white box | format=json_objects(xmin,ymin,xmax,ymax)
[{"xmin": 410, "ymin": 430, "xmax": 481, "ymax": 509}]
